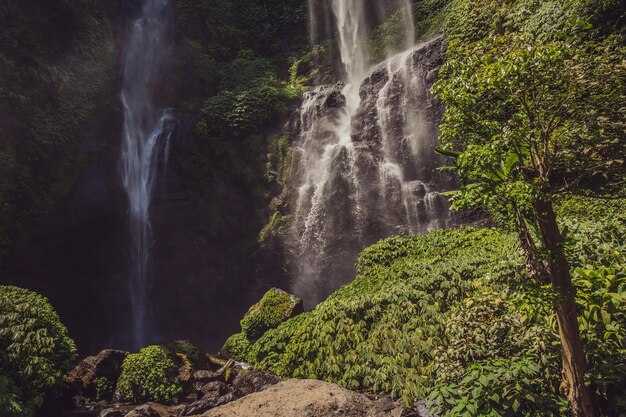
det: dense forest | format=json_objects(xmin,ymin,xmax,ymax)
[{"xmin": 0, "ymin": 0, "xmax": 624, "ymax": 417}]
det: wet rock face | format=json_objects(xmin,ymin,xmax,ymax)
[
  {"xmin": 351, "ymin": 35, "xmax": 451, "ymax": 238},
  {"xmin": 286, "ymin": 35, "xmax": 454, "ymax": 305}
]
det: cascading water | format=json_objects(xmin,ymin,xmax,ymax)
[
  {"xmin": 120, "ymin": 0, "xmax": 175, "ymax": 349},
  {"xmin": 291, "ymin": 1, "xmax": 451, "ymax": 304}
]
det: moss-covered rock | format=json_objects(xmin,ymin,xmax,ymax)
[
  {"xmin": 221, "ymin": 332, "xmax": 252, "ymax": 361},
  {"xmin": 221, "ymin": 288, "xmax": 303, "ymax": 361},
  {"xmin": 241, "ymin": 288, "xmax": 303, "ymax": 341}
]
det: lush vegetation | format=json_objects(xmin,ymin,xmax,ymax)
[
  {"xmin": 0, "ymin": 1, "xmax": 118, "ymax": 265},
  {"xmin": 175, "ymin": 0, "xmax": 307, "ymax": 198},
  {"xmin": 0, "ymin": 286, "xmax": 77, "ymax": 417},
  {"xmin": 432, "ymin": 0, "xmax": 624, "ymax": 414},
  {"xmin": 115, "ymin": 345, "xmax": 183, "ymax": 403},
  {"xmin": 237, "ymin": 198, "xmax": 625, "ymax": 416}
]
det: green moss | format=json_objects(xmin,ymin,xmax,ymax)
[
  {"xmin": 115, "ymin": 345, "xmax": 183, "ymax": 404},
  {"xmin": 241, "ymin": 288, "xmax": 302, "ymax": 341},
  {"xmin": 265, "ymin": 135, "xmax": 294, "ymax": 186},
  {"xmin": 289, "ymin": 44, "xmax": 330, "ymax": 87},
  {"xmin": 0, "ymin": 286, "xmax": 77, "ymax": 417},
  {"xmin": 222, "ymin": 332, "xmax": 252, "ymax": 361},
  {"xmin": 259, "ymin": 212, "xmax": 291, "ymax": 245}
]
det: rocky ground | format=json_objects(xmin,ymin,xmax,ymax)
[
  {"xmin": 63, "ymin": 350, "xmax": 425, "ymax": 417},
  {"xmin": 60, "ymin": 288, "xmax": 429, "ymax": 417}
]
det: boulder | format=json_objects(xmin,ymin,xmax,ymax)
[
  {"xmin": 231, "ymin": 370, "xmax": 280, "ymax": 398},
  {"xmin": 67, "ymin": 349, "xmax": 128, "ymax": 398},
  {"xmin": 193, "ymin": 370, "xmax": 223, "ymax": 385},
  {"xmin": 239, "ymin": 288, "xmax": 303, "ymax": 340},
  {"xmin": 125, "ymin": 403, "xmax": 176, "ymax": 417},
  {"xmin": 188, "ymin": 379, "xmax": 410, "ymax": 417},
  {"xmin": 100, "ymin": 409, "xmax": 124, "ymax": 417},
  {"xmin": 181, "ymin": 393, "xmax": 236, "ymax": 416},
  {"xmin": 197, "ymin": 381, "xmax": 230, "ymax": 401}
]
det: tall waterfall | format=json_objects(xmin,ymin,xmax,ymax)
[
  {"xmin": 120, "ymin": 0, "xmax": 175, "ymax": 349},
  {"xmin": 291, "ymin": 1, "xmax": 451, "ymax": 304}
]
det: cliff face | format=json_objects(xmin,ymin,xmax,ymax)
[
  {"xmin": 1, "ymin": 0, "xmax": 308, "ymax": 354},
  {"xmin": 282, "ymin": 35, "xmax": 455, "ymax": 304},
  {"xmin": 0, "ymin": 0, "xmax": 127, "ymax": 352}
]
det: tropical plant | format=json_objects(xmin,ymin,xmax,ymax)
[
  {"xmin": 0, "ymin": 286, "xmax": 77, "ymax": 417},
  {"xmin": 115, "ymin": 345, "xmax": 182, "ymax": 403},
  {"xmin": 433, "ymin": 20, "xmax": 624, "ymax": 414}
]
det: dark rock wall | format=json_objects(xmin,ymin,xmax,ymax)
[{"xmin": 1, "ymin": 0, "xmax": 307, "ymax": 354}]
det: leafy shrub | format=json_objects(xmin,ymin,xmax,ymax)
[
  {"xmin": 430, "ymin": 356, "xmax": 567, "ymax": 417},
  {"xmin": 250, "ymin": 228, "xmax": 529, "ymax": 401},
  {"xmin": 0, "ymin": 286, "xmax": 77, "ymax": 417},
  {"xmin": 196, "ymin": 75, "xmax": 297, "ymax": 140},
  {"xmin": 94, "ymin": 377, "xmax": 114, "ymax": 401},
  {"xmin": 248, "ymin": 199, "xmax": 626, "ymax": 415},
  {"xmin": 169, "ymin": 340, "xmax": 203, "ymax": 368},
  {"xmin": 115, "ymin": 345, "xmax": 182, "ymax": 403}
]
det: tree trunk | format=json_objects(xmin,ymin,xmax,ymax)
[
  {"xmin": 513, "ymin": 203, "xmax": 549, "ymax": 284},
  {"xmin": 533, "ymin": 198, "xmax": 598, "ymax": 417}
]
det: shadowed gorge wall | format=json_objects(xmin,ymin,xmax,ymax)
[{"xmin": 0, "ymin": 0, "xmax": 309, "ymax": 354}]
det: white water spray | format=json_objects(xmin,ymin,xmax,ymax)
[{"xmin": 292, "ymin": 1, "xmax": 449, "ymax": 303}]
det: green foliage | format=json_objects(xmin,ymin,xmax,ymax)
[
  {"xmin": 434, "ymin": 32, "xmax": 624, "ymax": 213},
  {"xmin": 0, "ymin": 1, "xmax": 118, "ymax": 264},
  {"xmin": 196, "ymin": 76, "xmax": 295, "ymax": 140},
  {"xmin": 0, "ymin": 286, "xmax": 77, "ymax": 417},
  {"xmin": 369, "ymin": 9, "xmax": 415, "ymax": 63},
  {"xmin": 411, "ymin": 0, "xmax": 453, "ymax": 40},
  {"xmin": 249, "ymin": 228, "xmax": 530, "ymax": 401},
  {"xmin": 247, "ymin": 200, "xmax": 626, "ymax": 414},
  {"xmin": 241, "ymin": 289, "xmax": 301, "ymax": 341},
  {"xmin": 222, "ymin": 332, "xmax": 252, "ymax": 361},
  {"xmin": 115, "ymin": 345, "xmax": 182, "ymax": 404},
  {"xmin": 430, "ymin": 356, "xmax": 567, "ymax": 417},
  {"xmin": 169, "ymin": 340, "xmax": 203, "ymax": 369},
  {"xmin": 94, "ymin": 377, "xmax": 114, "ymax": 402}
]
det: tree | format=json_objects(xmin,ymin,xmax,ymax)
[{"xmin": 433, "ymin": 32, "xmax": 625, "ymax": 417}]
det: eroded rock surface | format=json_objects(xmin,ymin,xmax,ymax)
[
  {"xmin": 68, "ymin": 349, "xmax": 129, "ymax": 398},
  {"xmin": 190, "ymin": 379, "xmax": 409, "ymax": 417}
]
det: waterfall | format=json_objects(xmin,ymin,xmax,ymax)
[
  {"xmin": 291, "ymin": 1, "xmax": 450, "ymax": 304},
  {"xmin": 120, "ymin": 0, "xmax": 175, "ymax": 349}
]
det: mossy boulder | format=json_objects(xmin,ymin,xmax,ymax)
[
  {"xmin": 240, "ymin": 288, "xmax": 303, "ymax": 341},
  {"xmin": 221, "ymin": 289, "xmax": 303, "ymax": 361},
  {"xmin": 221, "ymin": 332, "xmax": 252, "ymax": 361}
]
